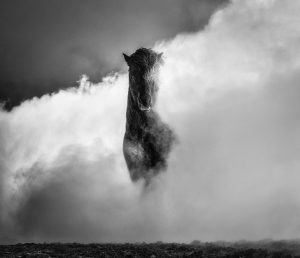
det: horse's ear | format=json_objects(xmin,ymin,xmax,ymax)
[{"xmin": 123, "ymin": 53, "xmax": 131, "ymax": 66}]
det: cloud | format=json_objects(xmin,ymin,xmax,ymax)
[
  {"xmin": 1, "ymin": 0, "xmax": 300, "ymax": 243},
  {"xmin": 0, "ymin": 0, "xmax": 227, "ymax": 109}
]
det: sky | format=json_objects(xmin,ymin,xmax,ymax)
[
  {"xmin": 0, "ymin": 0, "xmax": 226, "ymax": 109},
  {"xmin": 1, "ymin": 0, "xmax": 300, "ymax": 244}
]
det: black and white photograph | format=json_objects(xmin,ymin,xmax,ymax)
[{"xmin": 1, "ymin": 0, "xmax": 300, "ymax": 257}]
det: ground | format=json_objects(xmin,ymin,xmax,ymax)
[{"xmin": 0, "ymin": 241, "xmax": 299, "ymax": 257}]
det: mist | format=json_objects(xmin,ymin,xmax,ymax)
[{"xmin": 1, "ymin": 0, "xmax": 300, "ymax": 243}]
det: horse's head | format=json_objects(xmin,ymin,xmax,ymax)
[{"xmin": 123, "ymin": 48, "xmax": 163, "ymax": 112}]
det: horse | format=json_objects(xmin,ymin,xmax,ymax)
[{"xmin": 123, "ymin": 48, "xmax": 175, "ymax": 185}]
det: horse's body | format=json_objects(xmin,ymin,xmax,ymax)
[{"xmin": 123, "ymin": 48, "xmax": 174, "ymax": 184}]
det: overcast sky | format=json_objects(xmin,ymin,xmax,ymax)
[{"xmin": 0, "ymin": 0, "xmax": 226, "ymax": 109}]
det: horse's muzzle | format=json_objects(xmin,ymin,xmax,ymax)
[
  {"xmin": 139, "ymin": 105, "xmax": 151, "ymax": 112},
  {"xmin": 137, "ymin": 93, "xmax": 152, "ymax": 112}
]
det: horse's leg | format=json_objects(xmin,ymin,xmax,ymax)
[{"xmin": 123, "ymin": 136, "xmax": 146, "ymax": 181}]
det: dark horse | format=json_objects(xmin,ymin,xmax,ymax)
[{"xmin": 123, "ymin": 48, "xmax": 175, "ymax": 184}]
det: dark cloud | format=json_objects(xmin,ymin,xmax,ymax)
[{"xmin": 0, "ymin": 0, "xmax": 227, "ymax": 109}]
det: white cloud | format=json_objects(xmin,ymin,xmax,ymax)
[{"xmin": 1, "ymin": 0, "xmax": 300, "ymax": 243}]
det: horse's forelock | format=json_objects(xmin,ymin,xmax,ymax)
[{"xmin": 131, "ymin": 48, "xmax": 160, "ymax": 68}]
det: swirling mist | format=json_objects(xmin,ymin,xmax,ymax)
[{"xmin": 1, "ymin": 0, "xmax": 300, "ymax": 243}]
